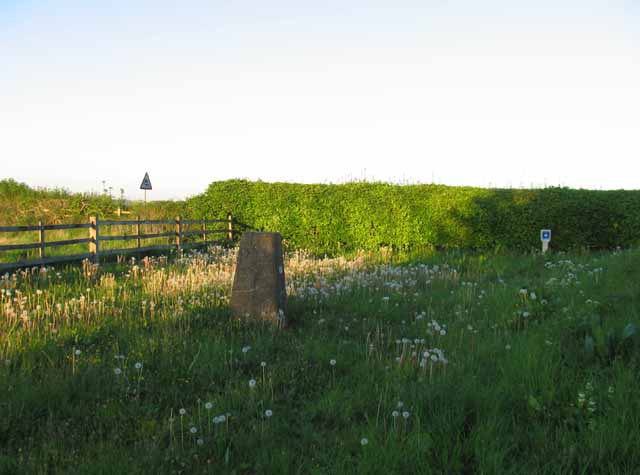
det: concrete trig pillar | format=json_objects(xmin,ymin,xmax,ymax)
[{"xmin": 231, "ymin": 232, "xmax": 287, "ymax": 328}]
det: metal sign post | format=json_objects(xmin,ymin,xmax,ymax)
[
  {"xmin": 140, "ymin": 172, "xmax": 152, "ymax": 204},
  {"xmin": 540, "ymin": 229, "xmax": 551, "ymax": 254}
]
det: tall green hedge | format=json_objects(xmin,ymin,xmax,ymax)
[{"xmin": 188, "ymin": 180, "xmax": 640, "ymax": 255}]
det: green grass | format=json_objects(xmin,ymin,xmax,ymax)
[{"xmin": 1, "ymin": 246, "xmax": 639, "ymax": 474}]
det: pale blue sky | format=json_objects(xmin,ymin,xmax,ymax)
[{"xmin": 1, "ymin": 1, "xmax": 639, "ymax": 199}]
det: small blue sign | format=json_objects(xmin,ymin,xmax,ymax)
[{"xmin": 541, "ymin": 229, "xmax": 551, "ymax": 241}]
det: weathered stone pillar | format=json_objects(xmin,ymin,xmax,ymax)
[{"xmin": 231, "ymin": 232, "xmax": 287, "ymax": 327}]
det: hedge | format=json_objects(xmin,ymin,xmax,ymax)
[{"xmin": 188, "ymin": 180, "xmax": 640, "ymax": 255}]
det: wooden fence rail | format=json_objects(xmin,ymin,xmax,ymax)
[{"xmin": 0, "ymin": 213, "xmax": 240, "ymax": 272}]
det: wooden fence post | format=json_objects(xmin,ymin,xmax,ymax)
[
  {"xmin": 136, "ymin": 216, "xmax": 141, "ymax": 248},
  {"xmin": 89, "ymin": 215, "xmax": 99, "ymax": 262},
  {"xmin": 227, "ymin": 212, "xmax": 233, "ymax": 241},
  {"xmin": 202, "ymin": 219, "xmax": 207, "ymax": 243},
  {"xmin": 38, "ymin": 220, "xmax": 45, "ymax": 259},
  {"xmin": 175, "ymin": 216, "xmax": 182, "ymax": 250}
]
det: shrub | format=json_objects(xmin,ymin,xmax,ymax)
[{"xmin": 188, "ymin": 180, "xmax": 640, "ymax": 255}]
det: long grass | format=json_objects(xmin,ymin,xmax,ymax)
[{"xmin": 1, "ymin": 246, "xmax": 639, "ymax": 474}]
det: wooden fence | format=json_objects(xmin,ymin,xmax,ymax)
[{"xmin": 0, "ymin": 213, "xmax": 241, "ymax": 272}]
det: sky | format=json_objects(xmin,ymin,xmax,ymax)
[{"xmin": 1, "ymin": 0, "xmax": 639, "ymax": 200}]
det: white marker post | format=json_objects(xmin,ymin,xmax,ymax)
[
  {"xmin": 140, "ymin": 172, "xmax": 152, "ymax": 204},
  {"xmin": 540, "ymin": 229, "xmax": 551, "ymax": 254}
]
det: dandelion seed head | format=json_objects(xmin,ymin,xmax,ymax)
[
  {"xmin": 265, "ymin": 409, "xmax": 273, "ymax": 418},
  {"xmin": 360, "ymin": 437, "xmax": 369, "ymax": 446},
  {"xmin": 179, "ymin": 408, "xmax": 186, "ymax": 416}
]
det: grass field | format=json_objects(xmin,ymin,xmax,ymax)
[{"xmin": 1, "ymin": 246, "xmax": 639, "ymax": 474}]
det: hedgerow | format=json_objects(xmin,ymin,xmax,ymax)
[{"xmin": 188, "ymin": 180, "xmax": 640, "ymax": 254}]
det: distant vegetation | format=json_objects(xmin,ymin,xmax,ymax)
[
  {"xmin": 4, "ymin": 178, "xmax": 640, "ymax": 258},
  {"xmin": 190, "ymin": 180, "xmax": 640, "ymax": 255},
  {"xmin": 0, "ymin": 178, "xmax": 188, "ymax": 226}
]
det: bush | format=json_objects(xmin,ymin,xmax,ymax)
[
  {"xmin": 0, "ymin": 179, "xmax": 188, "ymax": 226},
  {"xmin": 188, "ymin": 180, "xmax": 640, "ymax": 255}
]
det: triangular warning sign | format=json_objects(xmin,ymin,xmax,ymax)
[{"xmin": 140, "ymin": 172, "xmax": 152, "ymax": 190}]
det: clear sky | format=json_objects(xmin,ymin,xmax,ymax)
[{"xmin": 1, "ymin": 0, "xmax": 639, "ymax": 200}]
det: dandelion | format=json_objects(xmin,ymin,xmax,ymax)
[
  {"xmin": 265, "ymin": 409, "xmax": 273, "ymax": 418},
  {"xmin": 179, "ymin": 408, "xmax": 187, "ymax": 416},
  {"xmin": 402, "ymin": 411, "xmax": 410, "ymax": 419},
  {"xmin": 360, "ymin": 437, "xmax": 369, "ymax": 446},
  {"xmin": 205, "ymin": 402, "xmax": 213, "ymax": 410},
  {"xmin": 249, "ymin": 379, "xmax": 257, "ymax": 388},
  {"xmin": 392, "ymin": 410, "xmax": 399, "ymax": 418},
  {"xmin": 261, "ymin": 361, "xmax": 267, "ymax": 367},
  {"xmin": 330, "ymin": 359, "xmax": 336, "ymax": 366},
  {"xmin": 114, "ymin": 368, "xmax": 122, "ymax": 376},
  {"xmin": 75, "ymin": 349, "xmax": 82, "ymax": 356},
  {"xmin": 197, "ymin": 438, "xmax": 204, "ymax": 446},
  {"xmin": 190, "ymin": 426, "xmax": 198, "ymax": 434},
  {"xmin": 134, "ymin": 362, "xmax": 143, "ymax": 370},
  {"xmin": 242, "ymin": 346, "xmax": 251, "ymax": 354}
]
